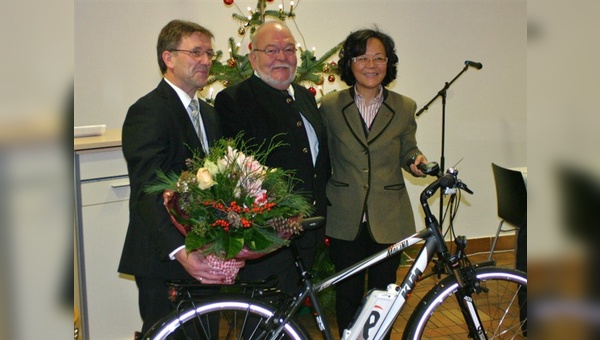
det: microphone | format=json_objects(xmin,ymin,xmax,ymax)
[{"xmin": 465, "ymin": 60, "xmax": 483, "ymax": 70}]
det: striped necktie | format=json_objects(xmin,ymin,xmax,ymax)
[{"xmin": 189, "ymin": 99, "xmax": 208, "ymax": 154}]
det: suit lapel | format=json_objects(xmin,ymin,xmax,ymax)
[
  {"xmin": 339, "ymin": 90, "xmax": 368, "ymax": 147},
  {"xmin": 157, "ymin": 79, "xmax": 203, "ymax": 151},
  {"xmin": 340, "ymin": 88, "xmax": 395, "ymax": 145},
  {"xmin": 341, "ymin": 104, "xmax": 367, "ymax": 144},
  {"xmin": 290, "ymin": 84, "xmax": 324, "ymax": 138},
  {"xmin": 367, "ymin": 101, "xmax": 395, "ymax": 143},
  {"xmin": 198, "ymin": 100, "xmax": 220, "ymax": 145}
]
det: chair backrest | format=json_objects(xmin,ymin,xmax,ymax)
[{"xmin": 491, "ymin": 163, "xmax": 527, "ymax": 228}]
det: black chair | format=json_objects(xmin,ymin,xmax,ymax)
[{"xmin": 489, "ymin": 163, "xmax": 527, "ymax": 264}]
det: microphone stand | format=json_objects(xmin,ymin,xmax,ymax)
[{"xmin": 416, "ymin": 64, "xmax": 471, "ymax": 226}]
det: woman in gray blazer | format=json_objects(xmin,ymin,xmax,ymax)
[{"xmin": 319, "ymin": 28, "xmax": 428, "ymax": 338}]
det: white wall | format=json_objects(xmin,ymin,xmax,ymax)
[{"xmin": 75, "ymin": 0, "xmax": 526, "ymax": 240}]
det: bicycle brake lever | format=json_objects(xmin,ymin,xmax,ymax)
[{"xmin": 457, "ymin": 181, "xmax": 474, "ymax": 194}]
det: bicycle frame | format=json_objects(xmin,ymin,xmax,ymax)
[
  {"xmin": 266, "ymin": 168, "xmax": 484, "ymax": 340},
  {"xmin": 317, "ymin": 229, "xmax": 438, "ymax": 339}
]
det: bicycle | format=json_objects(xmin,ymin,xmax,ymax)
[{"xmin": 144, "ymin": 164, "xmax": 528, "ymax": 339}]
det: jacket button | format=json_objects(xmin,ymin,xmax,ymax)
[
  {"xmin": 362, "ymin": 168, "xmax": 369, "ymax": 173},
  {"xmin": 302, "ymin": 148, "xmax": 309, "ymax": 153},
  {"xmin": 363, "ymin": 185, "xmax": 369, "ymax": 190},
  {"xmin": 297, "ymin": 121, "xmax": 303, "ymax": 127}
]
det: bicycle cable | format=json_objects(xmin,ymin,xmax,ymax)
[{"xmin": 441, "ymin": 188, "xmax": 462, "ymax": 253}]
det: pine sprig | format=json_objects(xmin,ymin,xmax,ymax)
[
  {"xmin": 207, "ymin": 38, "xmax": 253, "ymax": 87},
  {"xmin": 296, "ymin": 42, "xmax": 343, "ymax": 84}
]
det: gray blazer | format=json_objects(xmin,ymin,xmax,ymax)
[{"xmin": 320, "ymin": 87, "xmax": 422, "ymax": 243}]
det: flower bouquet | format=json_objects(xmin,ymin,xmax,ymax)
[{"xmin": 147, "ymin": 133, "xmax": 313, "ymax": 283}]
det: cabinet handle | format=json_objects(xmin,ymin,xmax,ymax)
[{"xmin": 110, "ymin": 180, "xmax": 130, "ymax": 188}]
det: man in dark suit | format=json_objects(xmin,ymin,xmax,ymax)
[
  {"xmin": 214, "ymin": 21, "xmax": 329, "ymax": 295},
  {"xmin": 118, "ymin": 19, "xmax": 227, "ymax": 335}
]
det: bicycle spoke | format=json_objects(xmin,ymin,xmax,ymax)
[
  {"xmin": 405, "ymin": 268, "xmax": 527, "ymax": 340},
  {"xmin": 146, "ymin": 299, "xmax": 306, "ymax": 340}
]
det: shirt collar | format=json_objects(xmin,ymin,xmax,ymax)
[
  {"xmin": 353, "ymin": 84, "xmax": 384, "ymax": 102},
  {"xmin": 164, "ymin": 77, "xmax": 197, "ymax": 108}
]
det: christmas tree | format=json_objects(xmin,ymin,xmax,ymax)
[{"xmin": 204, "ymin": 0, "xmax": 342, "ymax": 102}]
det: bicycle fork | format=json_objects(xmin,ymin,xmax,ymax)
[{"xmin": 449, "ymin": 236, "xmax": 489, "ymax": 340}]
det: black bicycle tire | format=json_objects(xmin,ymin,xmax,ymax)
[
  {"xmin": 403, "ymin": 267, "xmax": 527, "ymax": 339},
  {"xmin": 143, "ymin": 297, "xmax": 308, "ymax": 340}
]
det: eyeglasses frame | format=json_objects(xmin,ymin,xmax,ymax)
[
  {"xmin": 351, "ymin": 56, "xmax": 388, "ymax": 66},
  {"xmin": 252, "ymin": 47, "xmax": 298, "ymax": 57},
  {"xmin": 170, "ymin": 49, "xmax": 215, "ymax": 61}
]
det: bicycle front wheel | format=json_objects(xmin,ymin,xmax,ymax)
[
  {"xmin": 144, "ymin": 298, "xmax": 307, "ymax": 340},
  {"xmin": 404, "ymin": 267, "xmax": 527, "ymax": 339}
]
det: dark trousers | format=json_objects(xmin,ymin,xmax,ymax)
[
  {"xmin": 329, "ymin": 223, "xmax": 401, "ymax": 339},
  {"xmin": 238, "ymin": 227, "xmax": 324, "ymax": 295},
  {"xmin": 136, "ymin": 277, "xmax": 175, "ymax": 336},
  {"xmin": 136, "ymin": 277, "xmax": 219, "ymax": 338}
]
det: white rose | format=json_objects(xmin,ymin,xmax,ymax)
[
  {"xmin": 204, "ymin": 160, "xmax": 219, "ymax": 176},
  {"xmin": 217, "ymin": 158, "xmax": 228, "ymax": 173},
  {"xmin": 196, "ymin": 167, "xmax": 216, "ymax": 189}
]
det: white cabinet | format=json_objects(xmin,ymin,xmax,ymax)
[{"xmin": 75, "ymin": 147, "xmax": 142, "ymax": 339}]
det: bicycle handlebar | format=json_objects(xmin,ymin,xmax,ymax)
[
  {"xmin": 419, "ymin": 163, "xmax": 474, "ymax": 206},
  {"xmin": 414, "ymin": 162, "xmax": 474, "ymax": 255}
]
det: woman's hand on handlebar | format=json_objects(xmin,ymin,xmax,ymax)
[
  {"xmin": 418, "ymin": 162, "xmax": 442, "ymax": 177},
  {"xmin": 409, "ymin": 154, "xmax": 428, "ymax": 177}
]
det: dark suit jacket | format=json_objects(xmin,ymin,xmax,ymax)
[
  {"xmin": 214, "ymin": 75, "xmax": 329, "ymax": 290},
  {"xmin": 320, "ymin": 87, "xmax": 421, "ymax": 243},
  {"xmin": 118, "ymin": 79, "xmax": 221, "ymax": 279},
  {"xmin": 215, "ymin": 75, "xmax": 329, "ymax": 221}
]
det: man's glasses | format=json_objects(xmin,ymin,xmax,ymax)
[
  {"xmin": 253, "ymin": 47, "xmax": 297, "ymax": 57},
  {"xmin": 170, "ymin": 49, "xmax": 215, "ymax": 60},
  {"xmin": 351, "ymin": 56, "xmax": 388, "ymax": 66}
]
